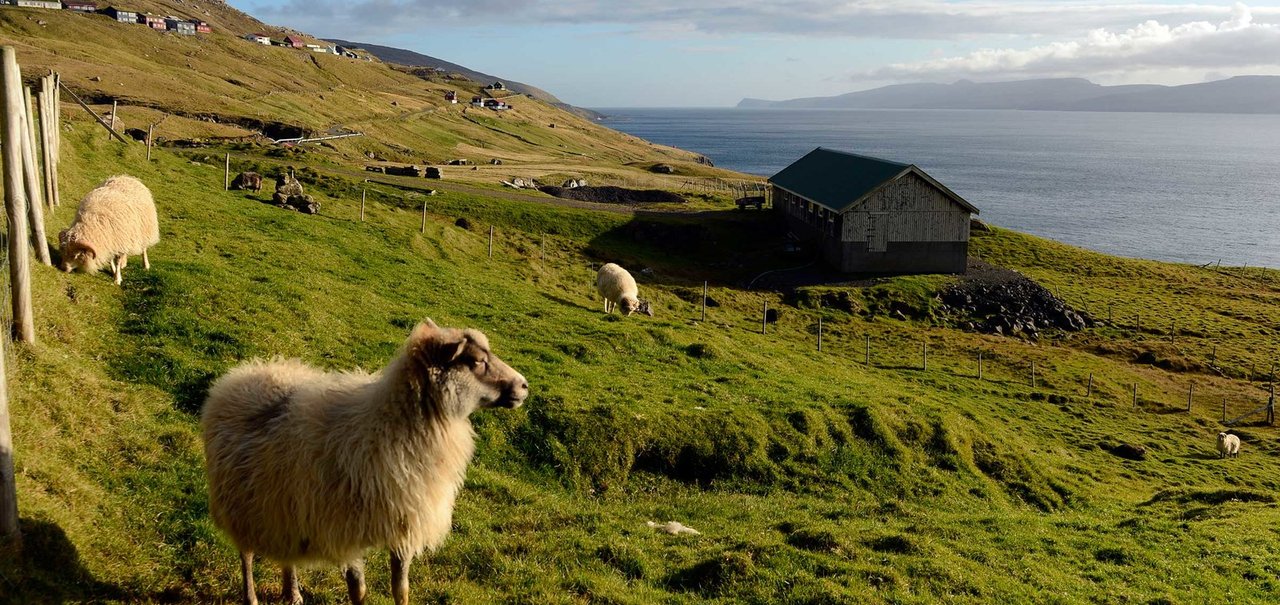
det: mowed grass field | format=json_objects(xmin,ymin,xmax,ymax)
[{"xmin": 1, "ymin": 112, "xmax": 1280, "ymax": 605}]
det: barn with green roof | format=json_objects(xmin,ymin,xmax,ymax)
[{"xmin": 769, "ymin": 147, "xmax": 979, "ymax": 274}]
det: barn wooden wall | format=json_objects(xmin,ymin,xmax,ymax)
[{"xmin": 840, "ymin": 173, "xmax": 969, "ymax": 244}]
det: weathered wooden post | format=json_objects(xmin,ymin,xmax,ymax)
[
  {"xmin": 224, "ymin": 153, "xmax": 230, "ymax": 191},
  {"xmin": 1031, "ymin": 361, "xmax": 1036, "ymax": 389},
  {"xmin": 360, "ymin": 188, "xmax": 366, "ymax": 222},
  {"xmin": 1169, "ymin": 320, "xmax": 1175, "ymax": 344},
  {"xmin": 921, "ymin": 341, "xmax": 927, "ymax": 372},
  {"xmin": 19, "ymin": 87, "xmax": 49, "ymax": 265},
  {"xmin": 146, "ymin": 123, "xmax": 154, "ymax": 161},
  {"xmin": 761, "ymin": 300, "xmax": 768, "ymax": 335},
  {"xmin": 420, "ymin": 202, "xmax": 427, "ymax": 234},
  {"xmin": 2, "ymin": 47, "xmax": 35, "ymax": 344},
  {"xmin": 488, "ymin": 225, "xmax": 494, "ymax": 258},
  {"xmin": 0, "ymin": 330, "xmax": 16, "ymax": 547},
  {"xmin": 1223, "ymin": 397, "xmax": 1228, "ymax": 422},
  {"xmin": 1210, "ymin": 345, "xmax": 1217, "ymax": 367},
  {"xmin": 107, "ymin": 99, "xmax": 116, "ymax": 143},
  {"xmin": 1136, "ymin": 313, "xmax": 1142, "ymax": 335},
  {"xmin": 1087, "ymin": 373, "xmax": 1094, "ymax": 398},
  {"xmin": 1132, "ymin": 384, "xmax": 1138, "ymax": 410},
  {"xmin": 1187, "ymin": 383, "xmax": 1194, "ymax": 412},
  {"xmin": 978, "ymin": 351, "xmax": 984, "ymax": 380},
  {"xmin": 864, "ymin": 334, "xmax": 870, "ymax": 366},
  {"xmin": 35, "ymin": 85, "xmax": 55, "ymax": 209},
  {"xmin": 701, "ymin": 281, "xmax": 707, "ymax": 322},
  {"xmin": 817, "ymin": 317, "xmax": 823, "ymax": 352},
  {"xmin": 1107, "ymin": 305, "xmax": 1113, "ymax": 323}
]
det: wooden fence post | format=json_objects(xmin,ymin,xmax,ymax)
[
  {"xmin": 761, "ymin": 300, "xmax": 768, "ymax": 335},
  {"xmin": 1187, "ymin": 383, "xmax": 1194, "ymax": 412},
  {"xmin": 488, "ymin": 225, "xmax": 494, "ymax": 258},
  {"xmin": 817, "ymin": 317, "xmax": 823, "ymax": 352},
  {"xmin": 146, "ymin": 123, "xmax": 153, "ymax": 161},
  {"xmin": 35, "ymin": 86, "xmax": 54, "ymax": 209},
  {"xmin": 1132, "ymin": 384, "xmax": 1138, "ymax": 410},
  {"xmin": 360, "ymin": 188, "xmax": 365, "ymax": 222},
  {"xmin": 921, "ymin": 341, "xmax": 927, "ymax": 372},
  {"xmin": 0, "ymin": 327, "xmax": 16, "ymax": 546},
  {"xmin": 1031, "ymin": 361, "xmax": 1036, "ymax": 389},
  {"xmin": 56, "ymin": 79, "xmax": 128, "ymax": 143},
  {"xmin": 107, "ymin": 99, "xmax": 116, "ymax": 143},
  {"xmin": 978, "ymin": 351, "xmax": 984, "ymax": 380},
  {"xmin": 1107, "ymin": 305, "xmax": 1113, "ymax": 323},
  {"xmin": 1086, "ymin": 373, "xmax": 1094, "ymax": 397},
  {"xmin": 224, "ymin": 153, "xmax": 230, "ymax": 191},
  {"xmin": 1210, "ymin": 345, "xmax": 1217, "ymax": 367},
  {"xmin": 420, "ymin": 202, "xmax": 427, "ymax": 234},
  {"xmin": 1169, "ymin": 320, "xmax": 1175, "ymax": 344},
  {"xmin": 2, "ymin": 46, "xmax": 35, "ymax": 344},
  {"xmin": 1223, "ymin": 397, "xmax": 1227, "ymax": 422},
  {"xmin": 864, "ymin": 334, "xmax": 870, "ymax": 366},
  {"xmin": 19, "ymin": 87, "xmax": 49, "ymax": 265},
  {"xmin": 699, "ymin": 281, "xmax": 707, "ymax": 322}
]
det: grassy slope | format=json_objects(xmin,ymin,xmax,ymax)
[{"xmin": 3, "ymin": 109, "xmax": 1280, "ymax": 604}]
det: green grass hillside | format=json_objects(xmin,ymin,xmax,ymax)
[{"xmin": 3, "ymin": 105, "xmax": 1280, "ymax": 604}]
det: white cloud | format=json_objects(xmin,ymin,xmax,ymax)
[
  {"xmin": 862, "ymin": 3, "xmax": 1280, "ymax": 81},
  {"xmin": 238, "ymin": 1, "xmax": 1280, "ymax": 40}
]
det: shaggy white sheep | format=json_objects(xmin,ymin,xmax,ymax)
[
  {"xmin": 1217, "ymin": 432, "xmax": 1241, "ymax": 458},
  {"xmin": 201, "ymin": 320, "xmax": 529, "ymax": 605},
  {"xmin": 596, "ymin": 262, "xmax": 653, "ymax": 316},
  {"xmin": 58, "ymin": 174, "xmax": 160, "ymax": 285}
]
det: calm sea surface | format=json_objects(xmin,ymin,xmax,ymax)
[{"xmin": 596, "ymin": 108, "xmax": 1280, "ymax": 268}]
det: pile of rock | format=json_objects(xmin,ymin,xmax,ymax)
[
  {"xmin": 940, "ymin": 274, "xmax": 1091, "ymax": 337},
  {"xmin": 271, "ymin": 171, "xmax": 319, "ymax": 214}
]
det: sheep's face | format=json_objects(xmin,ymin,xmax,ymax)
[
  {"xmin": 409, "ymin": 320, "xmax": 529, "ymax": 416},
  {"xmin": 636, "ymin": 299, "xmax": 654, "ymax": 317},
  {"xmin": 620, "ymin": 297, "xmax": 653, "ymax": 317},
  {"xmin": 59, "ymin": 237, "xmax": 97, "ymax": 273}
]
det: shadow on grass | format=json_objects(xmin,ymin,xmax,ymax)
[
  {"xmin": 540, "ymin": 292, "xmax": 593, "ymax": 312},
  {"xmin": 0, "ymin": 519, "xmax": 128, "ymax": 604}
]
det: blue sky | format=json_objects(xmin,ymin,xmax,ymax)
[{"xmin": 228, "ymin": 1, "xmax": 1280, "ymax": 107}]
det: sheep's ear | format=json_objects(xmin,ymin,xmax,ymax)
[
  {"xmin": 410, "ymin": 321, "xmax": 467, "ymax": 367},
  {"xmin": 72, "ymin": 241, "xmax": 97, "ymax": 259},
  {"xmin": 57, "ymin": 229, "xmax": 68, "ymax": 247}
]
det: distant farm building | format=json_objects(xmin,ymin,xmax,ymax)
[
  {"xmin": 137, "ymin": 12, "xmax": 164, "ymax": 29},
  {"xmin": 194, "ymin": 20, "xmax": 210, "ymax": 33},
  {"xmin": 444, "ymin": 91, "xmax": 457, "ymax": 103},
  {"xmin": 62, "ymin": 1, "xmax": 96, "ymax": 12},
  {"xmin": 164, "ymin": 16, "xmax": 194, "ymax": 35},
  {"xmin": 283, "ymin": 35, "xmax": 305, "ymax": 48},
  {"xmin": 100, "ymin": 6, "xmax": 135, "ymax": 22},
  {"xmin": 485, "ymin": 81, "xmax": 505, "ymax": 91},
  {"xmin": 770, "ymin": 147, "xmax": 978, "ymax": 274},
  {"xmin": 2, "ymin": 0, "xmax": 62, "ymax": 8},
  {"xmin": 244, "ymin": 33, "xmax": 271, "ymax": 44}
]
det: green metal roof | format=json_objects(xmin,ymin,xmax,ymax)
[{"xmin": 768, "ymin": 147, "xmax": 977, "ymax": 214}]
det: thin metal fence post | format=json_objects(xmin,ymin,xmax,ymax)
[
  {"xmin": 360, "ymin": 188, "xmax": 365, "ymax": 222},
  {"xmin": 978, "ymin": 351, "xmax": 983, "ymax": 380},
  {"xmin": 488, "ymin": 225, "xmax": 494, "ymax": 257},
  {"xmin": 701, "ymin": 281, "xmax": 707, "ymax": 322},
  {"xmin": 224, "ymin": 153, "xmax": 230, "ymax": 191},
  {"xmin": 107, "ymin": 99, "xmax": 116, "ymax": 143},
  {"xmin": 817, "ymin": 317, "xmax": 823, "ymax": 352},
  {"xmin": 1087, "ymin": 373, "xmax": 1094, "ymax": 398},
  {"xmin": 146, "ymin": 123, "xmax": 153, "ymax": 161}
]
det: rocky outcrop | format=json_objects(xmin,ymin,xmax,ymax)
[
  {"xmin": 940, "ymin": 272, "xmax": 1091, "ymax": 337},
  {"xmin": 271, "ymin": 171, "xmax": 319, "ymax": 214}
]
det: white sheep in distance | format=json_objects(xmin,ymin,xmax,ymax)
[
  {"xmin": 200, "ymin": 320, "xmax": 529, "ymax": 605},
  {"xmin": 596, "ymin": 262, "xmax": 653, "ymax": 316},
  {"xmin": 58, "ymin": 174, "xmax": 159, "ymax": 285},
  {"xmin": 1218, "ymin": 432, "xmax": 1241, "ymax": 458}
]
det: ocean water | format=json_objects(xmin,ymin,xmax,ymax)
[{"xmin": 596, "ymin": 108, "xmax": 1280, "ymax": 268}]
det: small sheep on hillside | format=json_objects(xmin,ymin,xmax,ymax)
[
  {"xmin": 596, "ymin": 263, "xmax": 653, "ymax": 316},
  {"xmin": 201, "ymin": 320, "xmax": 529, "ymax": 605},
  {"xmin": 58, "ymin": 175, "xmax": 160, "ymax": 285},
  {"xmin": 1218, "ymin": 432, "xmax": 1241, "ymax": 458}
]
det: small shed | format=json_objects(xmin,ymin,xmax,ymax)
[
  {"xmin": 101, "ymin": 6, "xmax": 136, "ymax": 22},
  {"xmin": 769, "ymin": 147, "xmax": 978, "ymax": 274},
  {"xmin": 62, "ymin": 1, "xmax": 96, "ymax": 11},
  {"xmin": 164, "ymin": 17, "xmax": 194, "ymax": 34},
  {"xmin": 244, "ymin": 33, "xmax": 271, "ymax": 44},
  {"xmin": 283, "ymin": 35, "xmax": 304, "ymax": 48}
]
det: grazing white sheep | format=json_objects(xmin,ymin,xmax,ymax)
[
  {"xmin": 58, "ymin": 174, "xmax": 159, "ymax": 285},
  {"xmin": 1218, "ymin": 432, "xmax": 1241, "ymax": 458},
  {"xmin": 595, "ymin": 262, "xmax": 653, "ymax": 316},
  {"xmin": 201, "ymin": 320, "xmax": 529, "ymax": 605}
]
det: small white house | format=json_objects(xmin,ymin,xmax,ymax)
[
  {"xmin": 2, "ymin": 0, "xmax": 63, "ymax": 8},
  {"xmin": 244, "ymin": 33, "xmax": 271, "ymax": 45}
]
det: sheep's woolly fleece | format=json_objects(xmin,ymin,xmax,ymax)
[{"xmin": 647, "ymin": 521, "xmax": 701, "ymax": 536}]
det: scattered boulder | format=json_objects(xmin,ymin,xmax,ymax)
[
  {"xmin": 650, "ymin": 163, "xmax": 676, "ymax": 174},
  {"xmin": 940, "ymin": 270, "xmax": 1092, "ymax": 337},
  {"xmin": 89, "ymin": 75, "xmax": 102, "ymax": 82},
  {"xmin": 230, "ymin": 171, "xmax": 263, "ymax": 192},
  {"xmin": 562, "ymin": 178, "xmax": 588, "ymax": 188},
  {"xmin": 693, "ymin": 155, "xmax": 715, "ymax": 167},
  {"xmin": 455, "ymin": 217, "xmax": 472, "ymax": 230},
  {"xmin": 271, "ymin": 171, "xmax": 319, "ymax": 214},
  {"xmin": 970, "ymin": 218, "xmax": 992, "ymax": 232},
  {"xmin": 447, "ymin": 158, "xmax": 470, "ymax": 166}
]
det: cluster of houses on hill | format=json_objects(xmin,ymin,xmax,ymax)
[
  {"xmin": 0, "ymin": 1, "xmax": 213, "ymax": 34},
  {"xmin": 242, "ymin": 33, "xmax": 369, "ymax": 59}
]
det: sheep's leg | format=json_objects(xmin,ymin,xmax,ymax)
[
  {"xmin": 109, "ymin": 257, "xmax": 122, "ymax": 285},
  {"xmin": 241, "ymin": 551, "xmax": 259, "ymax": 605},
  {"xmin": 281, "ymin": 565, "xmax": 302, "ymax": 605},
  {"xmin": 390, "ymin": 552, "xmax": 412, "ymax": 605},
  {"xmin": 118, "ymin": 254, "xmax": 128, "ymax": 269},
  {"xmin": 344, "ymin": 561, "xmax": 367, "ymax": 605},
  {"xmin": 143, "ymin": 249, "xmax": 151, "ymax": 270}
]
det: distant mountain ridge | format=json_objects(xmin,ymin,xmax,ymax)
[
  {"xmin": 738, "ymin": 76, "xmax": 1280, "ymax": 114},
  {"xmin": 327, "ymin": 39, "xmax": 604, "ymax": 120}
]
